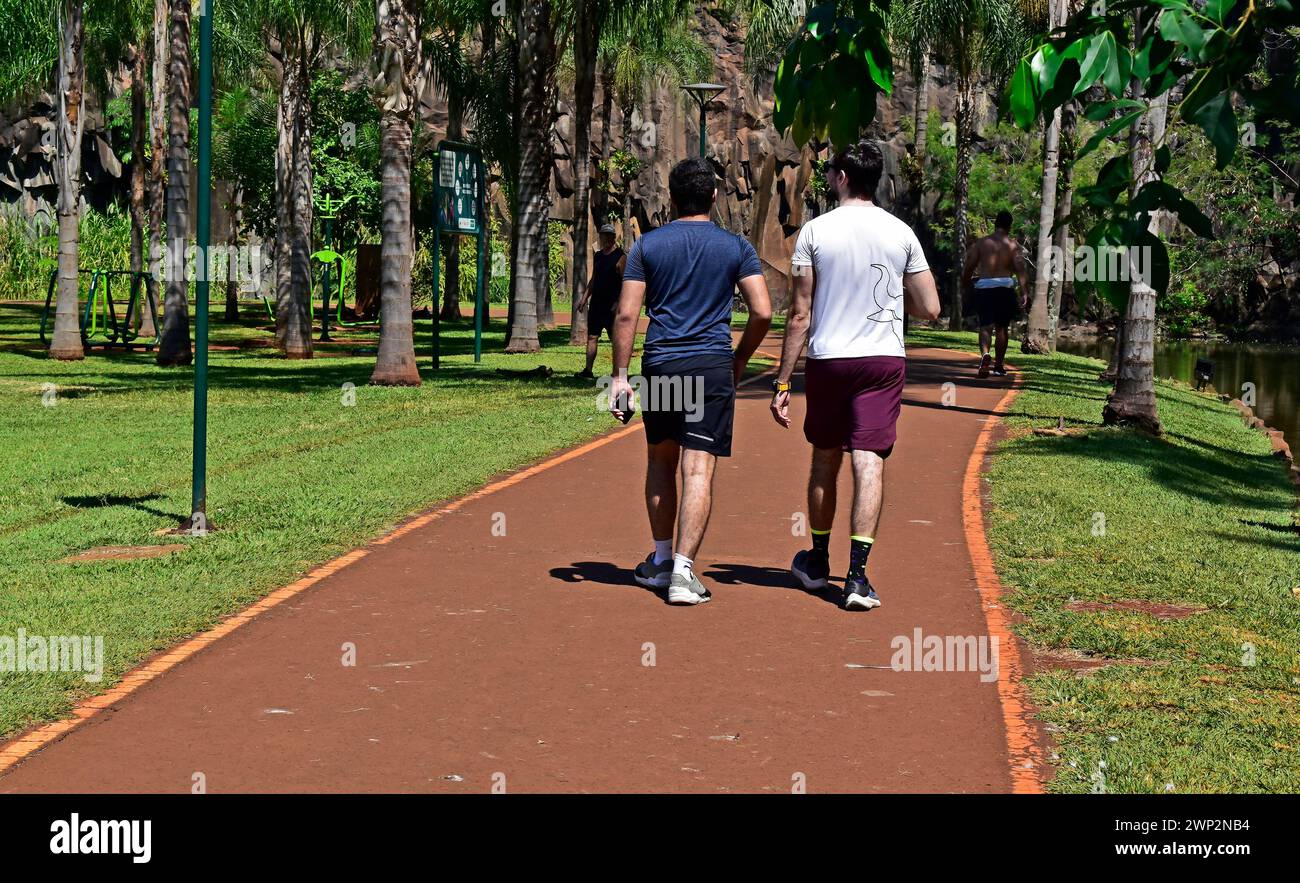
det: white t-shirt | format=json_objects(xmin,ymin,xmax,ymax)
[{"xmin": 790, "ymin": 204, "xmax": 929, "ymax": 359}]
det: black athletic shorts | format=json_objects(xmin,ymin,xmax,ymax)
[
  {"xmin": 587, "ymin": 302, "xmax": 617, "ymax": 339},
  {"xmin": 640, "ymin": 353, "xmax": 735, "ymax": 457},
  {"xmin": 974, "ymin": 286, "xmax": 1019, "ymax": 329}
]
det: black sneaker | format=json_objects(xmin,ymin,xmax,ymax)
[
  {"xmin": 978, "ymin": 353, "xmax": 992, "ymax": 378},
  {"xmin": 791, "ymin": 549, "xmax": 830, "ymax": 591},
  {"xmin": 842, "ymin": 575, "xmax": 882, "ymax": 611},
  {"xmin": 992, "ymin": 364, "xmax": 1008, "ymax": 377}
]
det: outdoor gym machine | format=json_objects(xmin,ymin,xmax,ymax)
[
  {"xmin": 312, "ymin": 191, "xmax": 355, "ymax": 341},
  {"xmin": 39, "ymin": 268, "xmax": 161, "ymax": 351},
  {"xmin": 430, "ymin": 140, "xmax": 488, "ymax": 368}
]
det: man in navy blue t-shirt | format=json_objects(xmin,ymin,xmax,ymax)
[{"xmin": 609, "ymin": 157, "xmax": 772, "ymax": 605}]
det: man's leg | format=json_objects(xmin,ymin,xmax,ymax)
[
  {"xmin": 848, "ymin": 450, "xmax": 885, "ymax": 539},
  {"xmin": 843, "ymin": 449, "xmax": 886, "ymax": 610},
  {"xmin": 582, "ymin": 333, "xmax": 599, "ymax": 375},
  {"xmin": 808, "ymin": 446, "xmax": 843, "ymax": 533},
  {"xmin": 994, "ymin": 325, "xmax": 1010, "ymax": 369},
  {"xmin": 645, "ymin": 440, "xmax": 680, "ymax": 548},
  {"xmin": 674, "ymin": 447, "xmax": 717, "ymax": 561},
  {"xmin": 792, "ymin": 446, "xmax": 842, "ymax": 591}
]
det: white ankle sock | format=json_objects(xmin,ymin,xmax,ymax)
[
  {"xmin": 653, "ymin": 540, "xmax": 672, "ymax": 565},
  {"xmin": 672, "ymin": 553, "xmax": 694, "ymax": 580}
]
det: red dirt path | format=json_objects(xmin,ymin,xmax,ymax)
[{"xmin": 0, "ymin": 345, "xmax": 1035, "ymax": 793}]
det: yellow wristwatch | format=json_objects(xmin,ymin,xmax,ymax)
[{"xmin": 771, "ymin": 379, "xmax": 791, "ymax": 393}]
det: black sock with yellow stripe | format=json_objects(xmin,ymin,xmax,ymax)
[{"xmin": 848, "ymin": 535, "xmax": 874, "ymax": 580}]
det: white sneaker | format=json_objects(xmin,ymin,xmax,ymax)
[
  {"xmin": 634, "ymin": 553, "xmax": 672, "ymax": 589},
  {"xmin": 667, "ymin": 572, "xmax": 712, "ymax": 605}
]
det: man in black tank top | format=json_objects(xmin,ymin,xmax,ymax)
[{"xmin": 576, "ymin": 224, "xmax": 626, "ymax": 378}]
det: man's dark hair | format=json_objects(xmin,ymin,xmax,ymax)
[
  {"xmin": 669, "ymin": 157, "xmax": 717, "ymax": 216},
  {"xmin": 828, "ymin": 140, "xmax": 884, "ymax": 199},
  {"xmin": 995, "ymin": 210, "xmax": 1013, "ymax": 231}
]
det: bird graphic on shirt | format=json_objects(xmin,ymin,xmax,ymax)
[{"xmin": 863, "ymin": 263, "xmax": 904, "ymax": 348}]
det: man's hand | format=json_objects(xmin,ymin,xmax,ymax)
[
  {"xmin": 770, "ymin": 389, "xmax": 791, "ymax": 428},
  {"xmin": 577, "ymin": 295, "xmax": 589, "ymax": 313},
  {"xmin": 608, "ymin": 373, "xmax": 634, "ymax": 422}
]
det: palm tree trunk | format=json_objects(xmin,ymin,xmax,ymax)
[
  {"xmin": 49, "ymin": 0, "xmax": 86, "ymax": 361},
  {"xmin": 144, "ymin": 0, "xmax": 167, "ymax": 340},
  {"xmin": 910, "ymin": 52, "xmax": 930, "ymax": 227},
  {"xmin": 506, "ymin": 1, "xmax": 556, "ymax": 353},
  {"xmin": 370, "ymin": 0, "xmax": 421, "ymax": 385},
  {"xmin": 224, "ymin": 185, "xmax": 243, "ymax": 321},
  {"xmin": 1103, "ymin": 72, "xmax": 1165, "ymax": 435},
  {"xmin": 286, "ymin": 58, "xmax": 314, "ymax": 358},
  {"xmin": 1024, "ymin": 0, "xmax": 1064, "ymax": 354},
  {"xmin": 128, "ymin": 45, "xmax": 147, "ymax": 278},
  {"xmin": 913, "ymin": 54, "xmax": 930, "ymax": 161},
  {"xmin": 1048, "ymin": 101, "xmax": 1076, "ymax": 348},
  {"xmin": 568, "ymin": 0, "xmax": 599, "ymax": 345},
  {"xmin": 948, "ymin": 83, "xmax": 972, "ymax": 331},
  {"xmin": 157, "ymin": 0, "xmax": 192, "ymax": 366}
]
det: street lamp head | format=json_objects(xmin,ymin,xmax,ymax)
[{"xmin": 682, "ymin": 82, "xmax": 725, "ymax": 106}]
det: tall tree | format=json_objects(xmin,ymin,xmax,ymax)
[
  {"xmin": 567, "ymin": 0, "xmax": 602, "ymax": 344},
  {"xmin": 49, "ymin": 0, "xmax": 88, "ymax": 360},
  {"xmin": 894, "ymin": 0, "xmax": 1027, "ymax": 331},
  {"xmin": 1009, "ymin": 0, "xmax": 1300, "ymax": 432},
  {"xmin": 156, "ymin": 0, "xmax": 192, "ymax": 365},
  {"xmin": 145, "ymin": 0, "xmax": 168, "ymax": 339},
  {"xmin": 504, "ymin": 0, "xmax": 557, "ymax": 353},
  {"xmin": 1023, "ymin": 0, "xmax": 1068, "ymax": 353},
  {"xmin": 370, "ymin": 0, "xmax": 423, "ymax": 383}
]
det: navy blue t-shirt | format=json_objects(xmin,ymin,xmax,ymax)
[{"xmin": 623, "ymin": 220, "xmax": 763, "ymax": 366}]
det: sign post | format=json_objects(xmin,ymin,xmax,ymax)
[{"xmin": 430, "ymin": 140, "xmax": 487, "ymax": 367}]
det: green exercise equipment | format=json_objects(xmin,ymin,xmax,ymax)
[{"xmin": 39, "ymin": 268, "xmax": 161, "ymax": 351}]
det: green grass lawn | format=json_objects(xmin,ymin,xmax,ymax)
[
  {"xmin": 0, "ymin": 300, "xmax": 653, "ymax": 738},
  {"xmin": 912, "ymin": 329, "xmax": 1300, "ymax": 793}
]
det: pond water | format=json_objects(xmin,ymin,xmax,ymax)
[{"xmin": 1055, "ymin": 337, "xmax": 1300, "ymax": 454}]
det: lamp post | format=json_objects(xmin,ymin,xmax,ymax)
[
  {"xmin": 682, "ymin": 82, "xmax": 724, "ymax": 158},
  {"xmin": 187, "ymin": 0, "xmax": 214, "ymax": 534}
]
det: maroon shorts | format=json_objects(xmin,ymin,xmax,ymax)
[{"xmin": 803, "ymin": 356, "xmax": 907, "ymax": 456}]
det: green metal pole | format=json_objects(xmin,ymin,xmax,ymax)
[
  {"xmin": 189, "ymin": 0, "xmax": 213, "ymax": 531},
  {"xmin": 474, "ymin": 156, "xmax": 485, "ymax": 363},
  {"xmin": 699, "ymin": 100, "xmax": 707, "ymax": 157}
]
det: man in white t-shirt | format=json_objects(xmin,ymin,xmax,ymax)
[{"xmin": 769, "ymin": 140, "xmax": 940, "ymax": 611}]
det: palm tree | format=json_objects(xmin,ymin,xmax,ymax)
[
  {"xmin": 1023, "ymin": 0, "xmax": 1068, "ymax": 353},
  {"xmin": 1102, "ymin": 8, "xmax": 1165, "ymax": 434},
  {"xmin": 893, "ymin": 0, "xmax": 1027, "ymax": 330},
  {"xmin": 50, "ymin": 0, "xmax": 87, "ymax": 360},
  {"xmin": 156, "ymin": 0, "xmax": 192, "ymax": 365},
  {"xmin": 504, "ymin": 0, "xmax": 558, "ymax": 354},
  {"xmin": 1, "ymin": 1, "xmax": 146, "ymax": 359},
  {"xmin": 145, "ymin": 0, "xmax": 167, "ymax": 338},
  {"xmin": 370, "ymin": 0, "xmax": 423, "ymax": 383}
]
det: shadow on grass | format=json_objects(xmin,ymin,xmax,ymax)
[{"xmin": 60, "ymin": 492, "xmax": 181, "ymax": 521}]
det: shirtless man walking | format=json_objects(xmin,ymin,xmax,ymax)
[{"xmin": 961, "ymin": 210, "xmax": 1029, "ymax": 378}]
